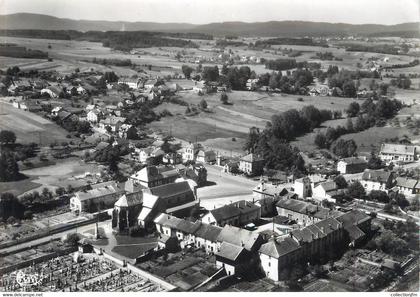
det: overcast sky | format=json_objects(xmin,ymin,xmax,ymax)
[{"xmin": 1, "ymin": 0, "xmax": 419, "ymax": 25}]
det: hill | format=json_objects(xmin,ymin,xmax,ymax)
[
  {"xmin": 0, "ymin": 13, "xmax": 196, "ymax": 32},
  {"xmin": 0, "ymin": 13, "xmax": 418, "ymax": 37}
]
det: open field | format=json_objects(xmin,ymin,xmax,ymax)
[
  {"xmin": 19, "ymin": 157, "xmax": 103, "ymax": 194},
  {"xmin": 151, "ymin": 90, "xmax": 360, "ymax": 153},
  {"xmin": 0, "ymin": 100, "xmax": 70, "ymax": 145},
  {"xmin": 0, "ymin": 178, "xmax": 41, "ymax": 197}
]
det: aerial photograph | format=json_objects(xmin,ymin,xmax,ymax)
[{"xmin": 0, "ymin": 0, "xmax": 418, "ymax": 293}]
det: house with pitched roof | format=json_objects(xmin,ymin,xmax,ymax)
[
  {"xmin": 312, "ymin": 180, "xmax": 345, "ymax": 203},
  {"xmin": 182, "ymin": 142, "xmax": 202, "ymax": 162},
  {"xmin": 336, "ymin": 210, "xmax": 372, "ymax": 247},
  {"xmin": 215, "ymin": 225, "xmax": 264, "ymax": 276},
  {"xmin": 394, "ymin": 177, "xmax": 420, "ymax": 196},
  {"xmin": 239, "ymin": 153, "xmax": 265, "ymax": 175},
  {"xmin": 137, "ymin": 181, "xmax": 198, "ymax": 229},
  {"xmin": 361, "ymin": 169, "xmax": 395, "ymax": 193},
  {"xmin": 193, "ymin": 223, "xmax": 223, "ymax": 254},
  {"xmin": 379, "ymin": 143, "xmax": 417, "ymax": 164},
  {"xmin": 154, "ymin": 213, "xmax": 202, "ymax": 249},
  {"xmin": 70, "ymin": 182, "xmax": 125, "ymax": 213},
  {"xmin": 337, "ymin": 157, "xmax": 368, "ymax": 174},
  {"xmin": 98, "ymin": 116, "xmax": 126, "ymax": 133},
  {"xmin": 196, "ymin": 150, "xmax": 216, "ymax": 164},
  {"xmin": 276, "ymin": 199, "xmax": 340, "ymax": 226},
  {"xmin": 253, "ymin": 180, "xmax": 289, "ymax": 200},
  {"xmin": 130, "ymin": 165, "xmax": 180, "ymax": 188},
  {"xmin": 259, "ymin": 237, "xmax": 301, "ymax": 281},
  {"xmin": 202, "ymin": 200, "xmax": 261, "ymax": 227},
  {"xmin": 87, "ymin": 109, "xmax": 102, "ymax": 123}
]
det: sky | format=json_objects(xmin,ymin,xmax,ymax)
[{"xmin": 1, "ymin": 0, "xmax": 419, "ymax": 25}]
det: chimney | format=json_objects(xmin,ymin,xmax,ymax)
[
  {"xmin": 241, "ymin": 240, "xmax": 245, "ymax": 247},
  {"xmin": 320, "ymin": 227, "xmax": 324, "ymax": 233}
]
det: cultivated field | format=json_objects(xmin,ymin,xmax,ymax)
[{"xmin": 0, "ymin": 99, "xmax": 69, "ymax": 145}]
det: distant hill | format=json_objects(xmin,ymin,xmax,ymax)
[
  {"xmin": 0, "ymin": 13, "xmax": 196, "ymax": 32},
  {"xmin": 190, "ymin": 21, "xmax": 420, "ymax": 37},
  {"xmin": 0, "ymin": 13, "xmax": 418, "ymax": 37}
]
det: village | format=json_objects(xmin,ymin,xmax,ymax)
[{"xmin": 0, "ymin": 13, "xmax": 419, "ymax": 293}]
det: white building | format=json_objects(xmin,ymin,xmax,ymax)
[
  {"xmin": 294, "ymin": 177, "xmax": 311, "ymax": 199},
  {"xmin": 361, "ymin": 170, "xmax": 395, "ymax": 193},
  {"xmin": 379, "ymin": 143, "xmax": 417, "ymax": 164}
]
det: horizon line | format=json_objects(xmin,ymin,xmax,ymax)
[{"xmin": 1, "ymin": 12, "xmax": 419, "ymax": 27}]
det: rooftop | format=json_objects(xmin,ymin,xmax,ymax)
[
  {"xmin": 362, "ymin": 170, "xmax": 393, "ymax": 183},
  {"xmin": 380, "ymin": 143, "xmax": 416, "ymax": 156}
]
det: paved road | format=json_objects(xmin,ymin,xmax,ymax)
[{"xmin": 197, "ymin": 165, "xmax": 259, "ymax": 209}]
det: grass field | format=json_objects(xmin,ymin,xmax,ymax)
[
  {"xmin": 0, "ymin": 178, "xmax": 41, "ymax": 196},
  {"xmin": 0, "ymin": 100, "xmax": 70, "ymax": 145},
  {"xmin": 151, "ymin": 90, "xmax": 360, "ymax": 153}
]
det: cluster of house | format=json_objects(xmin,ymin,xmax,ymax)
[
  {"xmin": 336, "ymin": 143, "xmax": 419, "ymax": 196},
  {"xmin": 8, "ymin": 76, "xmax": 100, "ymax": 98},
  {"xmin": 132, "ymin": 142, "xmax": 217, "ymax": 167},
  {"xmin": 152, "ymin": 207, "xmax": 371, "ymax": 281}
]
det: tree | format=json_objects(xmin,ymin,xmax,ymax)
[
  {"xmin": 375, "ymin": 230, "xmax": 410, "ymax": 256},
  {"xmin": 199, "ymin": 99, "xmax": 208, "ymax": 110},
  {"xmin": 55, "ymin": 187, "xmax": 66, "ymax": 196},
  {"xmin": 64, "ymin": 233, "xmax": 80, "ymax": 247},
  {"xmin": 102, "ymin": 71, "xmax": 119, "ymax": 83},
  {"xmin": 202, "ymin": 66, "xmax": 219, "ymax": 81},
  {"xmin": 41, "ymin": 187, "xmax": 52, "ymax": 201},
  {"xmin": 334, "ymin": 175, "xmax": 348, "ymax": 189},
  {"xmin": 243, "ymin": 127, "xmax": 260, "ymax": 153},
  {"xmin": 220, "ymin": 92, "xmax": 229, "ymax": 104},
  {"xmin": 0, "ymin": 130, "xmax": 16, "ymax": 145},
  {"xmin": 126, "ymin": 126, "xmax": 138, "ymax": 140},
  {"xmin": 0, "ymin": 151, "xmax": 21, "ymax": 182},
  {"xmin": 332, "ymin": 139, "xmax": 357, "ymax": 158},
  {"xmin": 367, "ymin": 151, "xmax": 383, "ymax": 169},
  {"xmin": 0, "ymin": 192, "xmax": 25, "ymax": 221},
  {"xmin": 346, "ymin": 118, "xmax": 354, "ymax": 132},
  {"xmin": 389, "ymin": 192, "xmax": 409, "ymax": 209},
  {"xmin": 347, "ymin": 181, "xmax": 365, "ymax": 198},
  {"xmin": 346, "ymin": 102, "xmax": 360, "ymax": 117},
  {"xmin": 368, "ymin": 190, "xmax": 389, "ymax": 203},
  {"xmin": 181, "ymin": 65, "xmax": 193, "ymax": 79},
  {"xmin": 314, "ymin": 133, "xmax": 327, "ymax": 149},
  {"xmin": 268, "ymin": 72, "xmax": 279, "ymax": 89},
  {"xmin": 342, "ymin": 80, "xmax": 357, "ymax": 97}
]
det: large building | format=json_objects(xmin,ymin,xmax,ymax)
[
  {"xmin": 112, "ymin": 191, "xmax": 143, "ymax": 232},
  {"xmin": 129, "ymin": 165, "xmax": 180, "ymax": 188},
  {"xmin": 70, "ymin": 182, "xmax": 125, "ymax": 213},
  {"xmin": 259, "ymin": 210, "xmax": 372, "ymax": 281},
  {"xmin": 137, "ymin": 181, "xmax": 198, "ymax": 228},
  {"xmin": 239, "ymin": 153, "xmax": 265, "ymax": 176},
  {"xmin": 182, "ymin": 143, "xmax": 202, "ymax": 162},
  {"xmin": 337, "ymin": 157, "xmax": 368, "ymax": 174},
  {"xmin": 379, "ymin": 143, "xmax": 417, "ymax": 164},
  {"xmin": 394, "ymin": 177, "xmax": 420, "ymax": 196},
  {"xmin": 202, "ymin": 200, "xmax": 261, "ymax": 227}
]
